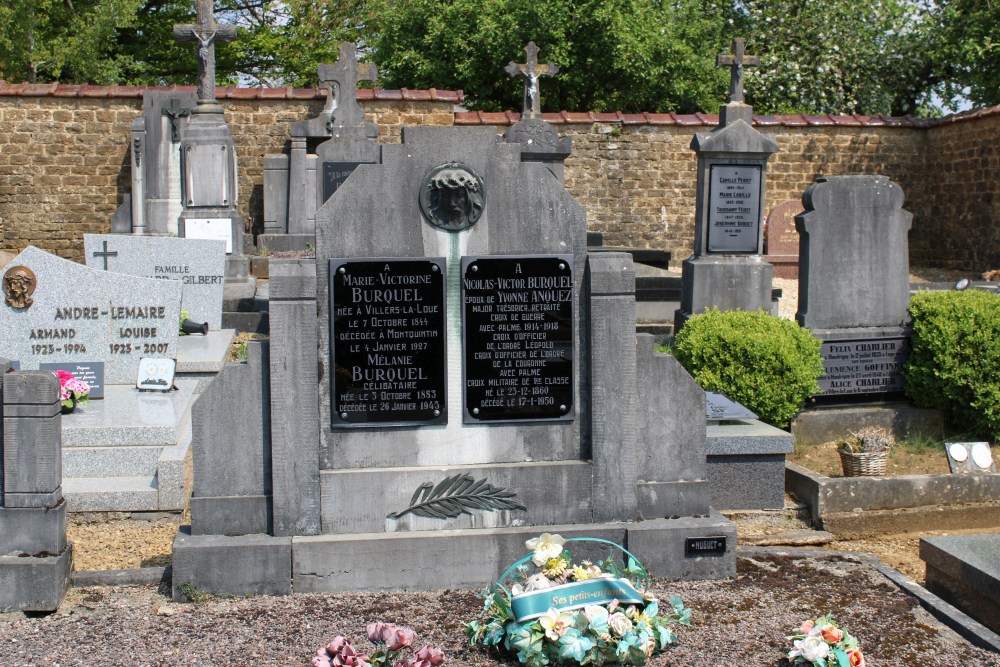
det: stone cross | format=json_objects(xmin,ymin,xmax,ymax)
[
  {"xmin": 91, "ymin": 240, "xmax": 118, "ymax": 270},
  {"xmin": 173, "ymin": 0, "xmax": 238, "ymax": 113},
  {"xmin": 319, "ymin": 43, "xmax": 377, "ymax": 128},
  {"xmin": 506, "ymin": 42, "xmax": 558, "ymax": 120},
  {"xmin": 716, "ymin": 38, "xmax": 759, "ymax": 104}
]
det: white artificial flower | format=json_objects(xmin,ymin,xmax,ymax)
[
  {"xmin": 524, "ymin": 573, "xmax": 553, "ymax": 591},
  {"xmin": 525, "ymin": 533, "xmax": 566, "ymax": 566},
  {"xmin": 789, "ymin": 636, "xmax": 831, "ymax": 663}
]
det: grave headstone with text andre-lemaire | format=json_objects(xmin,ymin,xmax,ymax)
[
  {"xmin": 171, "ymin": 43, "xmax": 736, "ymax": 600},
  {"xmin": 84, "ymin": 234, "xmax": 225, "ymax": 330},
  {"xmin": 0, "ymin": 246, "xmax": 181, "ymax": 385},
  {"xmin": 796, "ymin": 175, "xmax": 913, "ymax": 402}
]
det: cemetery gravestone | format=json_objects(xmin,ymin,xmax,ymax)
[
  {"xmin": 763, "ymin": 199, "xmax": 803, "ymax": 279},
  {"xmin": 675, "ymin": 39, "xmax": 778, "ymax": 332},
  {"xmin": 796, "ymin": 176, "xmax": 913, "ymax": 401},
  {"xmin": 84, "ymin": 234, "xmax": 226, "ymax": 329},
  {"xmin": 0, "ymin": 246, "xmax": 182, "ymax": 385},
  {"xmin": 173, "ymin": 96, "xmax": 736, "ymax": 596}
]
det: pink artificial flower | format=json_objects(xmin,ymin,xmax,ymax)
[
  {"xmin": 820, "ymin": 624, "xmax": 844, "ymax": 644},
  {"xmin": 846, "ymin": 648, "xmax": 866, "ymax": 667},
  {"xmin": 412, "ymin": 645, "xmax": 445, "ymax": 666},
  {"xmin": 322, "ymin": 637, "xmax": 371, "ymax": 667},
  {"xmin": 55, "ymin": 370, "xmax": 74, "ymax": 384},
  {"xmin": 367, "ymin": 622, "xmax": 389, "ymax": 643},
  {"xmin": 799, "ymin": 619, "xmax": 815, "ymax": 634},
  {"xmin": 385, "ymin": 626, "xmax": 417, "ymax": 651}
]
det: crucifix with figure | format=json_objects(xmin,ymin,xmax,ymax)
[
  {"xmin": 173, "ymin": 0, "xmax": 238, "ymax": 113},
  {"xmin": 716, "ymin": 38, "xmax": 759, "ymax": 104},
  {"xmin": 319, "ymin": 43, "xmax": 377, "ymax": 129},
  {"xmin": 506, "ymin": 42, "xmax": 558, "ymax": 119}
]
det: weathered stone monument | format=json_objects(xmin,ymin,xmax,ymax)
[
  {"xmin": 675, "ymin": 38, "xmax": 778, "ymax": 332},
  {"xmin": 763, "ymin": 199, "xmax": 804, "ymax": 279},
  {"xmin": 0, "ymin": 365, "xmax": 72, "ymax": 612},
  {"xmin": 172, "ymin": 47, "xmax": 736, "ymax": 598},
  {"xmin": 261, "ymin": 43, "xmax": 380, "ymax": 252},
  {"xmin": 172, "ymin": 0, "xmax": 249, "ymax": 280}
]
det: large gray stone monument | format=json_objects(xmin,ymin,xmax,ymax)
[
  {"xmin": 796, "ymin": 175, "xmax": 913, "ymax": 401},
  {"xmin": 172, "ymin": 52, "xmax": 736, "ymax": 598},
  {"xmin": 675, "ymin": 38, "xmax": 778, "ymax": 332},
  {"xmin": 260, "ymin": 43, "xmax": 380, "ymax": 252},
  {"xmin": 173, "ymin": 0, "xmax": 249, "ymax": 280}
]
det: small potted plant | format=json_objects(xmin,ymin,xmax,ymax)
[
  {"xmin": 55, "ymin": 370, "xmax": 90, "ymax": 414},
  {"xmin": 837, "ymin": 426, "xmax": 894, "ymax": 477}
]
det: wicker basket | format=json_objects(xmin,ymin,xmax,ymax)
[{"xmin": 839, "ymin": 450, "xmax": 889, "ymax": 477}]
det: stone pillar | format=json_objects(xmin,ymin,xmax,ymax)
[
  {"xmin": 263, "ymin": 155, "xmax": 289, "ymax": 236},
  {"xmin": 287, "ymin": 137, "xmax": 310, "ymax": 235},
  {"xmin": 587, "ymin": 253, "xmax": 639, "ymax": 522},
  {"xmin": 0, "ymin": 367, "xmax": 72, "ymax": 613},
  {"xmin": 268, "ymin": 260, "xmax": 321, "ymax": 536}
]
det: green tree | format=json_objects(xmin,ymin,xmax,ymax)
[
  {"xmin": 934, "ymin": 0, "xmax": 1000, "ymax": 108},
  {"xmin": 365, "ymin": 0, "xmax": 735, "ymax": 113},
  {"xmin": 0, "ymin": 0, "xmax": 144, "ymax": 83},
  {"xmin": 736, "ymin": 0, "xmax": 937, "ymax": 116}
]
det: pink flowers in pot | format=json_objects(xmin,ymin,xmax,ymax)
[
  {"xmin": 312, "ymin": 623, "xmax": 445, "ymax": 667},
  {"xmin": 55, "ymin": 370, "xmax": 90, "ymax": 410}
]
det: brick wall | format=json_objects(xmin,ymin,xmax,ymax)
[{"xmin": 0, "ymin": 84, "xmax": 996, "ymax": 271}]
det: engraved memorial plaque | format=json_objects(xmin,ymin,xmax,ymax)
[
  {"xmin": 184, "ymin": 143, "xmax": 230, "ymax": 207},
  {"xmin": 330, "ymin": 258, "xmax": 447, "ymax": 427},
  {"xmin": 322, "ymin": 161, "xmax": 363, "ymax": 203},
  {"xmin": 463, "ymin": 255, "xmax": 573, "ymax": 423},
  {"xmin": 705, "ymin": 391, "xmax": 757, "ymax": 421},
  {"xmin": 707, "ymin": 164, "xmax": 762, "ymax": 253},
  {"xmin": 818, "ymin": 336, "xmax": 910, "ymax": 397}
]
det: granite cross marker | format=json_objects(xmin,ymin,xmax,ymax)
[
  {"xmin": 319, "ymin": 42, "xmax": 377, "ymax": 128},
  {"xmin": 172, "ymin": 0, "xmax": 238, "ymax": 114},
  {"xmin": 506, "ymin": 42, "xmax": 558, "ymax": 119},
  {"xmin": 91, "ymin": 240, "xmax": 118, "ymax": 270},
  {"xmin": 716, "ymin": 38, "xmax": 759, "ymax": 105}
]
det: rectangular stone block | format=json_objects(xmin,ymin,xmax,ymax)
[
  {"xmin": 922, "ymin": 535, "xmax": 1000, "ymax": 634},
  {"xmin": 0, "ymin": 546, "xmax": 72, "ymax": 612},
  {"xmin": 706, "ymin": 455, "xmax": 786, "ymax": 510},
  {"xmin": 190, "ymin": 495, "xmax": 270, "ymax": 536},
  {"xmin": 626, "ymin": 513, "xmax": 737, "ymax": 581},
  {"xmin": 0, "ymin": 501, "xmax": 66, "ymax": 555},
  {"xmin": 3, "ymin": 415, "xmax": 61, "ymax": 499},
  {"xmin": 637, "ymin": 480, "xmax": 710, "ymax": 518},
  {"xmin": 171, "ymin": 527, "xmax": 291, "ymax": 601},
  {"xmin": 1, "ymin": 370, "xmax": 60, "ymax": 405}
]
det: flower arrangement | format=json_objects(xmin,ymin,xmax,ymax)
[
  {"xmin": 465, "ymin": 534, "xmax": 690, "ymax": 666},
  {"xmin": 312, "ymin": 622, "xmax": 445, "ymax": 667},
  {"xmin": 786, "ymin": 615, "xmax": 865, "ymax": 667},
  {"xmin": 837, "ymin": 426, "xmax": 894, "ymax": 454},
  {"xmin": 55, "ymin": 370, "xmax": 90, "ymax": 410}
]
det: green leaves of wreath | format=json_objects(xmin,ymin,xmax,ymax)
[{"xmin": 387, "ymin": 474, "xmax": 527, "ymax": 520}]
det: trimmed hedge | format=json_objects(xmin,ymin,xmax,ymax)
[
  {"xmin": 905, "ymin": 290, "xmax": 1000, "ymax": 438},
  {"xmin": 672, "ymin": 309, "xmax": 824, "ymax": 428}
]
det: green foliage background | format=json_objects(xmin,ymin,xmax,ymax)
[
  {"xmin": 671, "ymin": 309, "xmax": 824, "ymax": 428},
  {"xmin": 904, "ymin": 291, "xmax": 1000, "ymax": 438},
  {"xmin": 0, "ymin": 1, "xmax": 994, "ymax": 116}
]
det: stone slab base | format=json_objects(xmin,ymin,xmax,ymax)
[
  {"xmin": 0, "ymin": 501, "xmax": 66, "ymax": 555},
  {"xmin": 791, "ymin": 403, "xmax": 943, "ymax": 447},
  {"xmin": 0, "ymin": 546, "xmax": 72, "ymax": 612},
  {"xmin": 922, "ymin": 535, "xmax": 1000, "ymax": 635},
  {"xmin": 172, "ymin": 515, "xmax": 736, "ymax": 600},
  {"xmin": 707, "ymin": 419, "xmax": 793, "ymax": 511}
]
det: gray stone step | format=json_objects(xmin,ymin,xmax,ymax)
[
  {"xmin": 62, "ymin": 445, "xmax": 163, "ymax": 478},
  {"xmin": 63, "ymin": 476, "xmax": 159, "ymax": 512}
]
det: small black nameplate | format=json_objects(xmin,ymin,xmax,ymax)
[
  {"xmin": 463, "ymin": 255, "xmax": 574, "ymax": 423},
  {"xmin": 685, "ymin": 536, "xmax": 727, "ymax": 557},
  {"xmin": 322, "ymin": 161, "xmax": 363, "ymax": 203},
  {"xmin": 39, "ymin": 361, "xmax": 106, "ymax": 399},
  {"xmin": 330, "ymin": 258, "xmax": 447, "ymax": 427},
  {"xmin": 817, "ymin": 336, "xmax": 909, "ymax": 397}
]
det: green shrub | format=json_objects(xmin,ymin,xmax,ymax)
[
  {"xmin": 904, "ymin": 290, "xmax": 1000, "ymax": 438},
  {"xmin": 672, "ymin": 309, "xmax": 824, "ymax": 428}
]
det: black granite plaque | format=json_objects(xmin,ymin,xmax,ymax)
[
  {"xmin": 463, "ymin": 255, "xmax": 574, "ymax": 423},
  {"xmin": 322, "ymin": 161, "xmax": 363, "ymax": 203},
  {"xmin": 818, "ymin": 336, "xmax": 909, "ymax": 397},
  {"xmin": 330, "ymin": 258, "xmax": 447, "ymax": 427},
  {"xmin": 685, "ymin": 536, "xmax": 727, "ymax": 557},
  {"xmin": 39, "ymin": 361, "xmax": 105, "ymax": 399},
  {"xmin": 705, "ymin": 391, "xmax": 757, "ymax": 421},
  {"xmin": 707, "ymin": 164, "xmax": 762, "ymax": 253}
]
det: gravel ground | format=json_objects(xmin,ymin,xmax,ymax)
[{"xmin": 2, "ymin": 552, "xmax": 998, "ymax": 666}]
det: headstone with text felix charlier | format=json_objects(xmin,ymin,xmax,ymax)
[
  {"xmin": 0, "ymin": 246, "xmax": 182, "ymax": 385},
  {"xmin": 84, "ymin": 234, "xmax": 225, "ymax": 329}
]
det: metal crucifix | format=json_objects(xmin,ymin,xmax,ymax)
[
  {"xmin": 716, "ymin": 38, "xmax": 759, "ymax": 104},
  {"xmin": 506, "ymin": 42, "xmax": 558, "ymax": 120},
  {"xmin": 173, "ymin": 0, "xmax": 238, "ymax": 113}
]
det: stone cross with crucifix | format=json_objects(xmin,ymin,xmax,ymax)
[
  {"xmin": 173, "ymin": 0, "xmax": 238, "ymax": 114},
  {"xmin": 319, "ymin": 43, "xmax": 377, "ymax": 129},
  {"xmin": 716, "ymin": 38, "xmax": 759, "ymax": 105},
  {"xmin": 506, "ymin": 42, "xmax": 558, "ymax": 120}
]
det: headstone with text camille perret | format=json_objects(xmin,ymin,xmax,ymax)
[
  {"xmin": 796, "ymin": 175, "xmax": 913, "ymax": 403},
  {"xmin": 0, "ymin": 246, "xmax": 182, "ymax": 385},
  {"xmin": 84, "ymin": 234, "xmax": 225, "ymax": 330}
]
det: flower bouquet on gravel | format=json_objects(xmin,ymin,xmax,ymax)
[
  {"xmin": 786, "ymin": 615, "xmax": 865, "ymax": 667},
  {"xmin": 465, "ymin": 533, "xmax": 690, "ymax": 666},
  {"xmin": 312, "ymin": 622, "xmax": 445, "ymax": 667}
]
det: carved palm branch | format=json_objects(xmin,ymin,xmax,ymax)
[{"xmin": 387, "ymin": 473, "xmax": 527, "ymax": 520}]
